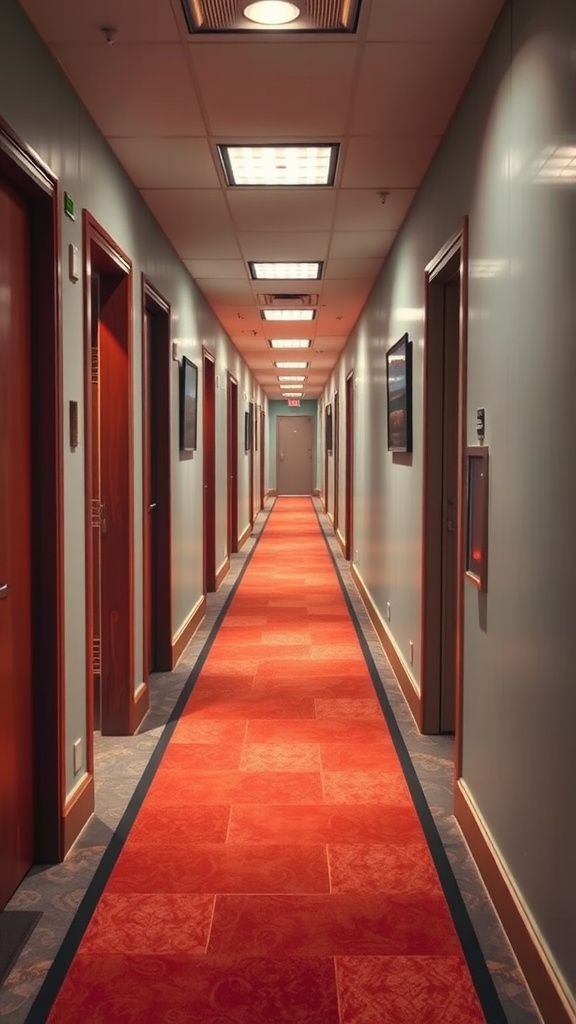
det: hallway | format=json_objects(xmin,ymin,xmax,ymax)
[{"xmin": 0, "ymin": 500, "xmax": 541, "ymax": 1023}]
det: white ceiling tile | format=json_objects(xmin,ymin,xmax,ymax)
[
  {"xmin": 350, "ymin": 42, "xmax": 484, "ymax": 137},
  {"xmin": 227, "ymin": 190, "xmax": 337, "ymax": 233},
  {"xmin": 183, "ymin": 260, "xmax": 247, "ymax": 280},
  {"xmin": 237, "ymin": 232, "xmax": 331, "ymax": 261},
  {"xmin": 109, "ymin": 137, "xmax": 220, "ymax": 189},
  {"xmin": 323, "ymin": 257, "xmax": 384, "ymax": 280},
  {"xmin": 197, "ymin": 280, "xmax": 256, "ymax": 305},
  {"xmin": 341, "ymin": 136, "xmax": 440, "ymax": 189},
  {"xmin": 52, "ymin": 44, "xmax": 205, "ymax": 136},
  {"xmin": 329, "ymin": 231, "xmax": 396, "ymax": 260},
  {"xmin": 366, "ymin": 0, "xmax": 505, "ymax": 43},
  {"xmin": 141, "ymin": 190, "xmax": 241, "ymax": 258},
  {"xmin": 190, "ymin": 42, "xmax": 357, "ymax": 136},
  {"xmin": 19, "ymin": 0, "xmax": 181, "ymax": 43},
  {"xmin": 334, "ymin": 188, "xmax": 416, "ymax": 231}
]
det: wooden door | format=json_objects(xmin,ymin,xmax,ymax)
[
  {"xmin": 142, "ymin": 282, "xmax": 172, "ymax": 675},
  {"xmin": 260, "ymin": 408, "xmax": 266, "ymax": 509},
  {"xmin": 203, "ymin": 350, "xmax": 216, "ymax": 591},
  {"xmin": 227, "ymin": 375, "xmax": 239, "ymax": 554},
  {"xmin": 143, "ymin": 310, "xmax": 155, "ymax": 673},
  {"xmin": 422, "ymin": 225, "xmax": 467, "ymax": 745},
  {"xmin": 84, "ymin": 214, "xmax": 140, "ymax": 738},
  {"xmin": 276, "ymin": 416, "xmax": 313, "ymax": 494},
  {"xmin": 439, "ymin": 279, "xmax": 461, "ymax": 732},
  {"xmin": 248, "ymin": 401, "xmax": 254, "ymax": 526},
  {"xmin": 334, "ymin": 390, "xmax": 340, "ymax": 530},
  {"xmin": 345, "ymin": 373, "xmax": 354, "ymax": 559},
  {"xmin": 0, "ymin": 179, "xmax": 34, "ymax": 908}
]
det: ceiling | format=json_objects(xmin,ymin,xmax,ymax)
[{"xmin": 18, "ymin": 0, "xmax": 504, "ymax": 399}]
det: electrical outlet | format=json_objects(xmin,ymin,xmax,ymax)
[
  {"xmin": 386, "ymin": 602, "xmax": 391, "ymax": 622},
  {"xmin": 73, "ymin": 738, "xmax": 82, "ymax": 775},
  {"xmin": 409, "ymin": 641, "xmax": 414, "ymax": 665}
]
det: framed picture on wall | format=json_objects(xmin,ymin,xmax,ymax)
[
  {"xmin": 465, "ymin": 446, "xmax": 489, "ymax": 590},
  {"xmin": 386, "ymin": 333, "xmax": 412, "ymax": 453},
  {"xmin": 244, "ymin": 409, "xmax": 251, "ymax": 451},
  {"xmin": 325, "ymin": 403, "xmax": 333, "ymax": 453},
  {"xmin": 179, "ymin": 356, "xmax": 198, "ymax": 451}
]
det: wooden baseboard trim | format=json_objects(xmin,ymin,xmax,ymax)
[
  {"xmin": 267, "ymin": 489, "xmax": 277, "ymax": 498},
  {"xmin": 238, "ymin": 523, "xmax": 251, "ymax": 550},
  {"xmin": 215, "ymin": 556, "xmax": 230, "ymax": 591},
  {"xmin": 172, "ymin": 595, "xmax": 207, "ymax": 667},
  {"xmin": 350, "ymin": 562, "xmax": 421, "ymax": 726},
  {"xmin": 130, "ymin": 681, "xmax": 149, "ymax": 733},
  {"xmin": 336, "ymin": 528, "xmax": 346, "ymax": 556},
  {"xmin": 455, "ymin": 779, "xmax": 575, "ymax": 1024},
  {"xmin": 61, "ymin": 772, "xmax": 95, "ymax": 856}
]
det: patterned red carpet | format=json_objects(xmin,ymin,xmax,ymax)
[{"xmin": 46, "ymin": 497, "xmax": 487, "ymax": 1023}]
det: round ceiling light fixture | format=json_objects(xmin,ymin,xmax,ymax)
[{"xmin": 243, "ymin": 0, "xmax": 301, "ymax": 25}]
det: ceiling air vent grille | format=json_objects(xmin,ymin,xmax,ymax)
[
  {"xmin": 180, "ymin": 0, "xmax": 361, "ymax": 33},
  {"xmin": 258, "ymin": 293, "xmax": 318, "ymax": 307}
]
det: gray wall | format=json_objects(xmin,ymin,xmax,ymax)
[
  {"xmin": 0, "ymin": 0, "xmax": 265, "ymax": 793},
  {"xmin": 324, "ymin": 0, "xmax": 576, "ymax": 1002}
]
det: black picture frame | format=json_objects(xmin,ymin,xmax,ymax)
[
  {"xmin": 386, "ymin": 333, "xmax": 412, "ymax": 453},
  {"xmin": 244, "ymin": 409, "xmax": 251, "ymax": 452},
  {"xmin": 179, "ymin": 356, "xmax": 198, "ymax": 452},
  {"xmin": 325, "ymin": 403, "xmax": 333, "ymax": 453},
  {"xmin": 465, "ymin": 446, "xmax": 489, "ymax": 591}
]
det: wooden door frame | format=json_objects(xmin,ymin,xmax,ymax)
[
  {"xmin": 0, "ymin": 119, "xmax": 65, "ymax": 860},
  {"xmin": 203, "ymin": 348, "xmax": 216, "ymax": 592},
  {"xmin": 83, "ymin": 212, "xmax": 141, "ymax": 742},
  {"xmin": 260, "ymin": 407, "xmax": 266, "ymax": 507},
  {"xmin": 334, "ymin": 390, "xmax": 340, "ymax": 530},
  {"xmin": 421, "ymin": 220, "xmax": 468, "ymax": 775},
  {"xmin": 248, "ymin": 401, "xmax": 255, "ymax": 526},
  {"xmin": 227, "ymin": 373, "xmax": 239, "ymax": 554},
  {"xmin": 344, "ymin": 372, "xmax": 354, "ymax": 560},
  {"xmin": 323, "ymin": 400, "xmax": 329, "ymax": 512},
  {"xmin": 142, "ymin": 278, "xmax": 172, "ymax": 674}
]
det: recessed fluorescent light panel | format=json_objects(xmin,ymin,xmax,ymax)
[
  {"xmin": 249, "ymin": 262, "xmax": 322, "ymax": 280},
  {"xmin": 279, "ymin": 377, "xmax": 306, "ymax": 383},
  {"xmin": 218, "ymin": 145, "xmax": 339, "ymax": 187},
  {"xmin": 268, "ymin": 339, "xmax": 312, "ymax": 349},
  {"xmin": 261, "ymin": 310, "xmax": 315, "ymax": 321},
  {"xmin": 280, "ymin": 382, "xmax": 304, "ymax": 388},
  {"xmin": 274, "ymin": 362, "xmax": 309, "ymax": 369},
  {"xmin": 281, "ymin": 391, "xmax": 304, "ymax": 398}
]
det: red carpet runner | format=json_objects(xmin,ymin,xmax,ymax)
[{"xmin": 46, "ymin": 497, "xmax": 488, "ymax": 1023}]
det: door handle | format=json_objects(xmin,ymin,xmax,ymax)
[
  {"xmin": 148, "ymin": 503, "xmax": 157, "ymax": 511},
  {"xmin": 446, "ymin": 520, "xmax": 456, "ymax": 532},
  {"xmin": 101, "ymin": 502, "xmax": 107, "ymax": 535},
  {"xmin": 0, "ymin": 583, "xmax": 9, "ymax": 600},
  {"xmin": 280, "ymin": 451, "xmax": 284, "ymax": 461}
]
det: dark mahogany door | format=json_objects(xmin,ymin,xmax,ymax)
[
  {"xmin": 203, "ymin": 350, "xmax": 216, "ymax": 592},
  {"xmin": 227, "ymin": 375, "xmax": 238, "ymax": 554},
  {"xmin": 0, "ymin": 179, "xmax": 34, "ymax": 909}
]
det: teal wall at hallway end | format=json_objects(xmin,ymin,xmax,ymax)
[{"xmin": 267, "ymin": 400, "xmax": 319, "ymax": 492}]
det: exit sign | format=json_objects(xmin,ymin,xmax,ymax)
[{"xmin": 288, "ymin": 399, "xmax": 300, "ymax": 407}]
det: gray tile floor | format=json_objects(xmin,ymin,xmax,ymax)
[{"xmin": 0, "ymin": 498, "xmax": 543, "ymax": 1023}]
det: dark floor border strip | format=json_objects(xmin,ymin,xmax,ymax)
[
  {"xmin": 312, "ymin": 502, "xmax": 507, "ymax": 1024},
  {"xmin": 28, "ymin": 503, "xmax": 274, "ymax": 1024}
]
